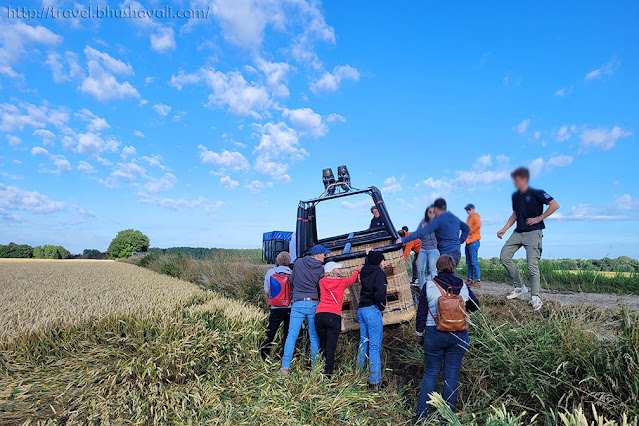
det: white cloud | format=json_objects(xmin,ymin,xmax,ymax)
[
  {"xmin": 473, "ymin": 154, "xmax": 492, "ymax": 171},
  {"xmin": 170, "ymin": 68, "xmax": 271, "ymax": 118},
  {"xmin": 529, "ymin": 157, "xmax": 544, "ymax": 178},
  {"xmin": 133, "ymin": 130, "xmax": 145, "ymax": 137},
  {"xmin": 140, "ymin": 154, "xmax": 166, "ymax": 169},
  {"xmin": 283, "ymin": 107, "xmax": 327, "ymax": 136},
  {"xmin": 80, "ymin": 46, "xmax": 140, "ymax": 101},
  {"xmin": 198, "ymin": 144, "xmax": 250, "ymax": 171},
  {"xmin": 0, "ymin": 21, "xmax": 62, "ymax": 78},
  {"xmin": 33, "ymin": 129, "xmax": 56, "ymax": 146},
  {"xmin": 138, "ymin": 195, "xmax": 208, "ymax": 209},
  {"xmin": 75, "ymin": 132, "xmax": 120, "ymax": 157},
  {"xmin": 513, "ymin": 118, "xmax": 530, "ymax": 135},
  {"xmin": 580, "ymin": 126, "xmax": 631, "ymax": 151},
  {"xmin": 152, "ymin": 103, "xmax": 172, "ymax": 116},
  {"xmin": 0, "ymin": 100, "xmax": 69, "ymax": 132},
  {"xmin": 556, "ymin": 124, "xmax": 576, "ymax": 142},
  {"xmin": 585, "ymin": 60, "xmax": 617, "ymax": 81},
  {"xmin": 46, "ymin": 51, "xmax": 84, "ymax": 83},
  {"xmin": 144, "ymin": 173, "xmax": 177, "ymax": 193},
  {"xmin": 121, "ymin": 0, "xmax": 176, "ymax": 53},
  {"xmin": 121, "ymin": 145, "xmax": 137, "ymax": 159},
  {"xmin": 340, "ymin": 199, "xmax": 370, "ymax": 210},
  {"xmin": 76, "ymin": 108, "xmax": 110, "ymax": 131},
  {"xmin": 546, "ymin": 155, "xmax": 573, "ymax": 168},
  {"xmin": 382, "ymin": 176, "xmax": 402, "ymax": 194},
  {"xmin": 0, "ymin": 183, "xmax": 66, "ymax": 213},
  {"xmin": 554, "ymin": 85, "xmax": 572, "ymax": 97},
  {"xmin": 252, "ymin": 121, "xmax": 307, "ymax": 181},
  {"xmin": 77, "ymin": 160, "xmax": 97, "ymax": 174},
  {"xmin": 6, "ymin": 135, "xmax": 22, "ymax": 146},
  {"xmin": 31, "ymin": 146, "xmax": 72, "ymax": 174},
  {"xmin": 310, "ymin": 65, "xmax": 360, "ymax": 93},
  {"xmin": 220, "ymin": 175, "xmax": 240, "ymax": 189},
  {"xmin": 551, "ymin": 194, "xmax": 639, "ymax": 221},
  {"xmin": 326, "ymin": 113, "xmax": 345, "ymax": 123},
  {"xmin": 247, "ymin": 180, "xmax": 273, "ymax": 193},
  {"xmin": 254, "ymin": 56, "xmax": 292, "ymax": 97}
]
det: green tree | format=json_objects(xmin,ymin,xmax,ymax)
[
  {"xmin": 107, "ymin": 229, "xmax": 150, "ymax": 259},
  {"xmin": 0, "ymin": 243, "xmax": 33, "ymax": 258}
]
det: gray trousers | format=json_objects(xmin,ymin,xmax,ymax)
[{"xmin": 499, "ymin": 230, "xmax": 543, "ymax": 296}]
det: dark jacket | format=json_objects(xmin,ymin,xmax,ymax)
[
  {"xmin": 415, "ymin": 272, "xmax": 480, "ymax": 333},
  {"xmin": 370, "ymin": 216, "xmax": 385, "ymax": 229},
  {"xmin": 358, "ymin": 264, "xmax": 387, "ymax": 311},
  {"xmin": 290, "ymin": 256, "xmax": 324, "ymax": 301}
]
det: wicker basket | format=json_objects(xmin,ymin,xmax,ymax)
[{"xmin": 327, "ymin": 238, "xmax": 417, "ymax": 332}]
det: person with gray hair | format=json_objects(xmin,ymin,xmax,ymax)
[{"xmin": 260, "ymin": 251, "xmax": 292, "ymax": 359}]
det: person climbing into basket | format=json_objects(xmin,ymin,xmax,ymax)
[
  {"xmin": 357, "ymin": 250, "xmax": 388, "ymax": 389},
  {"xmin": 277, "ymin": 244, "xmax": 330, "ymax": 377},
  {"xmin": 315, "ymin": 261, "xmax": 361, "ymax": 378},
  {"xmin": 413, "ymin": 254, "xmax": 480, "ymax": 423},
  {"xmin": 369, "ymin": 205, "xmax": 385, "ymax": 229}
]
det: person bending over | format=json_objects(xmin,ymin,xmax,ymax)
[
  {"xmin": 414, "ymin": 254, "xmax": 480, "ymax": 422},
  {"xmin": 315, "ymin": 261, "xmax": 360, "ymax": 378},
  {"xmin": 277, "ymin": 244, "xmax": 330, "ymax": 377},
  {"xmin": 357, "ymin": 251, "xmax": 388, "ymax": 389},
  {"xmin": 497, "ymin": 167, "xmax": 559, "ymax": 311}
]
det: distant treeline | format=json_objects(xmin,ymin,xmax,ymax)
[
  {"xmin": 478, "ymin": 256, "xmax": 639, "ymax": 273},
  {"xmin": 0, "ymin": 243, "xmax": 106, "ymax": 259},
  {"xmin": 148, "ymin": 247, "xmax": 262, "ymax": 262}
]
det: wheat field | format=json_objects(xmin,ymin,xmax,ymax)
[{"xmin": 0, "ymin": 259, "xmax": 208, "ymax": 343}]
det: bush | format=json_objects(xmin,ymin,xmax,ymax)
[
  {"xmin": 0, "ymin": 243, "xmax": 33, "ymax": 258},
  {"xmin": 107, "ymin": 229, "xmax": 149, "ymax": 259},
  {"xmin": 32, "ymin": 245, "xmax": 71, "ymax": 259}
]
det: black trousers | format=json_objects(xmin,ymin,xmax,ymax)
[
  {"xmin": 411, "ymin": 253, "xmax": 418, "ymax": 281},
  {"xmin": 260, "ymin": 308, "xmax": 291, "ymax": 359},
  {"xmin": 315, "ymin": 312, "xmax": 342, "ymax": 375}
]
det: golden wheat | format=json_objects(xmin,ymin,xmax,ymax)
[{"xmin": 0, "ymin": 259, "xmax": 210, "ymax": 343}]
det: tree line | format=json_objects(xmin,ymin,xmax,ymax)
[{"xmin": 0, "ymin": 243, "xmax": 108, "ymax": 259}]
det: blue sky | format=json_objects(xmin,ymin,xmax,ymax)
[{"xmin": 0, "ymin": 0, "xmax": 638, "ymax": 259}]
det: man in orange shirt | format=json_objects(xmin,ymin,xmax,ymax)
[
  {"xmin": 464, "ymin": 204, "xmax": 481, "ymax": 287},
  {"xmin": 399, "ymin": 226, "xmax": 421, "ymax": 284}
]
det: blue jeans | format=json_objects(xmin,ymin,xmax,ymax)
[
  {"xmin": 417, "ymin": 248, "xmax": 440, "ymax": 289},
  {"xmin": 465, "ymin": 240, "xmax": 481, "ymax": 281},
  {"xmin": 281, "ymin": 300, "xmax": 320, "ymax": 369},
  {"xmin": 357, "ymin": 305, "xmax": 383, "ymax": 384},
  {"xmin": 417, "ymin": 327, "xmax": 469, "ymax": 417}
]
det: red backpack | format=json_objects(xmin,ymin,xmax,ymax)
[{"xmin": 268, "ymin": 272, "xmax": 291, "ymax": 307}]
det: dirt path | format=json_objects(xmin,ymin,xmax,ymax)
[{"xmin": 472, "ymin": 281, "xmax": 639, "ymax": 311}]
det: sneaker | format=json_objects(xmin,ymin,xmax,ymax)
[
  {"xmin": 474, "ymin": 280, "xmax": 481, "ymax": 288},
  {"xmin": 530, "ymin": 295, "xmax": 543, "ymax": 311},
  {"xmin": 506, "ymin": 286, "xmax": 528, "ymax": 299},
  {"xmin": 368, "ymin": 381, "xmax": 388, "ymax": 390},
  {"xmin": 276, "ymin": 367, "xmax": 290, "ymax": 377},
  {"xmin": 465, "ymin": 279, "xmax": 473, "ymax": 286}
]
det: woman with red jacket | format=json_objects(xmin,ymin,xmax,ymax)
[{"xmin": 315, "ymin": 261, "xmax": 360, "ymax": 377}]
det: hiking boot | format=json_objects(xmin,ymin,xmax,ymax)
[
  {"xmin": 506, "ymin": 286, "xmax": 528, "ymax": 299},
  {"xmin": 276, "ymin": 367, "xmax": 290, "ymax": 377},
  {"xmin": 467, "ymin": 280, "xmax": 481, "ymax": 288},
  {"xmin": 465, "ymin": 279, "xmax": 473, "ymax": 286},
  {"xmin": 473, "ymin": 280, "xmax": 481, "ymax": 288},
  {"xmin": 368, "ymin": 381, "xmax": 388, "ymax": 390},
  {"xmin": 530, "ymin": 295, "xmax": 543, "ymax": 311}
]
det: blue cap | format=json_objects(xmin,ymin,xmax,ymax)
[
  {"xmin": 465, "ymin": 203, "xmax": 475, "ymax": 210},
  {"xmin": 311, "ymin": 244, "xmax": 331, "ymax": 255}
]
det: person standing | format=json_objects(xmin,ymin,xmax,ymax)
[
  {"xmin": 414, "ymin": 254, "xmax": 480, "ymax": 421},
  {"xmin": 357, "ymin": 251, "xmax": 388, "ymax": 389},
  {"xmin": 415, "ymin": 206, "xmax": 440, "ymax": 289},
  {"xmin": 278, "ymin": 244, "xmax": 330, "ymax": 377},
  {"xmin": 369, "ymin": 206, "xmax": 385, "ymax": 229},
  {"xmin": 315, "ymin": 261, "xmax": 360, "ymax": 378},
  {"xmin": 497, "ymin": 167, "xmax": 560, "ymax": 311},
  {"xmin": 260, "ymin": 251, "xmax": 292, "ymax": 359},
  {"xmin": 464, "ymin": 204, "xmax": 481, "ymax": 287},
  {"xmin": 399, "ymin": 198, "xmax": 469, "ymax": 272}
]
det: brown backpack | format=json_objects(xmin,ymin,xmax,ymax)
[{"xmin": 427, "ymin": 278, "xmax": 467, "ymax": 332}]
